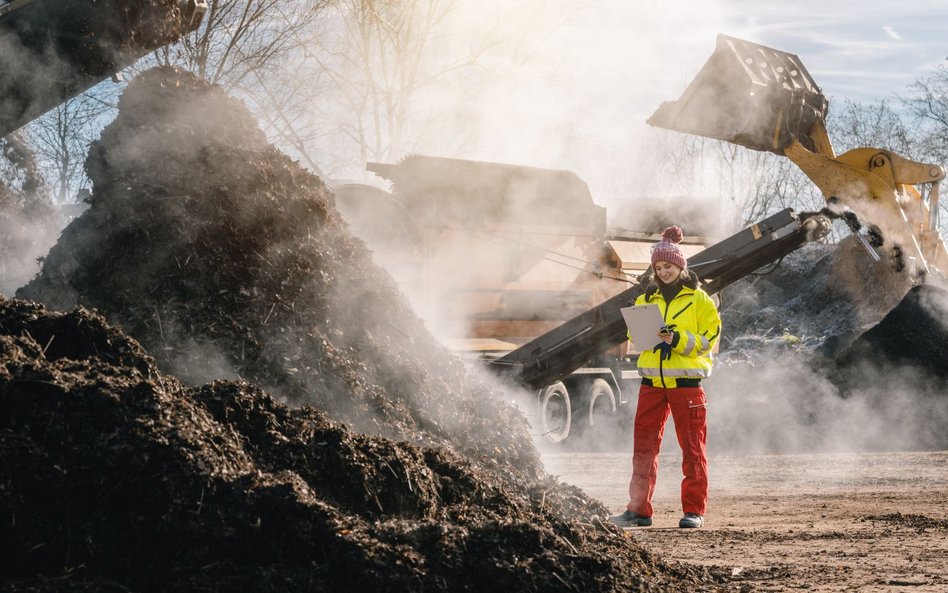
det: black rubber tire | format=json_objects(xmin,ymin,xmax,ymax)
[
  {"xmin": 584, "ymin": 378, "xmax": 617, "ymax": 429},
  {"xmin": 539, "ymin": 382, "xmax": 571, "ymax": 443}
]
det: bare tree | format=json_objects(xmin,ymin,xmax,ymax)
[
  {"xmin": 692, "ymin": 98, "xmax": 927, "ymax": 235},
  {"xmin": 143, "ymin": 0, "xmax": 560, "ymax": 181},
  {"xmin": 147, "ymin": 0, "xmax": 334, "ymax": 176},
  {"xmin": 902, "ymin": 65, "xmax": 948, "ymax": 165},
  {"xmin": 153, "ymin": 0, "xmax": 329, "ymax": 88},
  {"xmin": 20, "ymin": 0, "xmax": 333, "ymax": 200},
  {"xmin": 233, "ymin": 43, "xmax": 336, "ymax": 177},
  {"xmin": 0, "ymin": 132, "xmax": 45, "ymax": 210},
  {"xmin": 26, "ymin": 92, "xmax": 115, "ymax": 203},
  {"xmin": 299, "ymin": 0, "xmax": 498, "ymax": 176},
  {"xmin": 828, "ymin": 98, "xmax": 915, "ymax": 157}
]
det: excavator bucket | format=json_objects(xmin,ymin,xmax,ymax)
[{"xmin": 648, "ymin": 34, "xmax": 830, "ymax": 155}]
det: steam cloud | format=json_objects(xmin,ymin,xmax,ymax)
[{"xmin": 708, "ymin": 357, "xmax": 948, "ymax": 454}]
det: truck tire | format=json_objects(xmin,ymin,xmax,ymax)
[
  {"xmin": 582, "ymin": 378, "xmax": 617, "ymax": 431},
  {"xmin": 539, "ymin": 382, "xmax": 571, "ymax": 443}
]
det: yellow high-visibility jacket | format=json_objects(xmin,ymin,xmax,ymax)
[{"xmin": 634, "ymin": 272, "xmax": 721, "ymax": 388}]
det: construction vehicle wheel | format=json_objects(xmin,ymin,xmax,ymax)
[
  {"xmin": 539, "ymin": 382, "xmax": 571, "ymax": 443},
  {"xmin": 583, "ymin": 378, "xmax": 617, "ymax": 430}
]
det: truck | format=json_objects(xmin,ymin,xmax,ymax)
[
  {"xmin": 0, "ymin": 0, "xmax": 207, "ymax": 138},
  {"xmin": 337, "ymin": 34, "xmax": 948, "ymax": 444}
]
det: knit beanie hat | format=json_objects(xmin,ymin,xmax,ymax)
[{"xmin": 650, "ymin": 226, "xmax": 687, "ymax": 271}]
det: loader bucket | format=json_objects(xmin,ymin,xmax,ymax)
[{"xmin": 648, "ymin": 34, "xmax": 829, "ymax": 155}]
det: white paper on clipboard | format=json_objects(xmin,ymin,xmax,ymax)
[{"xmin": 620, "ymin": 304, "xmax": 665, "ymax": 350}]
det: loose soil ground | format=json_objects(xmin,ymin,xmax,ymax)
[{"xmin": 544, "ymin": 449, "xmax": 948, "ymax": 592}]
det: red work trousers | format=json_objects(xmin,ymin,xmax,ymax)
[{"xmin": 626, "ymin": 384, "xmax": 708, "ymax": 517}]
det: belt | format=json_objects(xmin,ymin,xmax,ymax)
[{"xmin": 642, "ymin": 377, "xmax": 702, "ymax": 388}]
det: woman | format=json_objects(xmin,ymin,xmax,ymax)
[{"xmin": 611, "ymin": 226, "xmax": 721, "ymax": 529}]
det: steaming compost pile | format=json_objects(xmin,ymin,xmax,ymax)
[
  {"xmin": 0, "ymin": 298, "xmax": 734, "ymax": 592},
  {"xmin": 699, "ymin": 235, "xmax": 948, "ymax": 454},
  {"xmin": 719, "ymin": 234, "xmax": 948, "ymax": 389},
  {"xmin": 837, "ymin": 281, "xmax": 948, "ymax": 381},
  {"xmin": 718, "ymin": 237, "xmax": 914, "ymax": 361},
  {"xmin": 18, "ymin": 66, "xmax": 536, "ymax": 469},
  {"xmin": 5, "ymin": 68, "xmax": 735, "ymax": 592}
]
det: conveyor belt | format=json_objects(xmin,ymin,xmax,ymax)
[{"xmin": 487, "ymin": 208, "xmax": 830, "ymax": 389}]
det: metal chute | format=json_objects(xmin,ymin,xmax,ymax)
[{"xmin": 0, "ymin": 0, "xmax": 206, "ymax": 137}]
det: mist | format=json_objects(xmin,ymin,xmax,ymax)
[
  {"xmin": 0, "ymin": 132, "xmax": 59, "ymax": 297},
  {"xmin": 405, "ymin": 0, "xmax": 737, "ymax": 217},
  {"xmin": 0, "ymin": 210, "xmax": 58, "ymax": 296},
  {"xmin": 523, "ymin": 327, "xmax": 948, "ymax": 462},
  {"xmin": 0, "ymin": 32, "xmax": 69, "ymax": 297},
  {"xmin": 5, "ymin": 0, "xmax": 946, "ymax": 459},
  {"xmin": 285, "ymin": 0, "xmax": 948, "ymax": 466},
  {"xmin": 707, "ymin": 356, "xmax": 948, "ymax": 455},
  {"xmin": 705, "ymin": 244, "xmax": 948, "ymax": 455},
  {"xmin": 326, "ymin": 1, "xmax": 753, "ymax": 362}
]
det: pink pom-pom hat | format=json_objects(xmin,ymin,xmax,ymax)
[{"xmin": 650, "ymin": 226, "xmax": 687, "ymax": 271}]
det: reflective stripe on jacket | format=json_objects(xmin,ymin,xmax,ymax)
[{"xmin": 634, "ymin": 281, "xmax": 721, "ymax": 388}]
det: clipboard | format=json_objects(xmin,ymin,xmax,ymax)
[{"xmin": 620, "ymin": 304, "xmax": 665, "ymax": 350}]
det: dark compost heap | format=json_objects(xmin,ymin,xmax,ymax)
[
  {"xmin": 4, "ymin": 68, "xmax": 736, "ymax": 592},
  {"xmin": 710, "ymin": 236, "xmax": 948, "ymax": 454},
  {"xmin": 719, "ymin": 236, "xmax": 948, "ymax": 383},
  {"xmin": 18, "ymin": 67, "xmax": 534, "ymax": 468},
  {"xmin": 718, "ymin": 237, "xmax": 914, "ymax": 361},
  {"xmin": 0, "ymin": 299, "xmax": 731, "ymax": 592},
  {"xmin": 837, "ymin": 281, "xmax": 948, "ymax": 382}
]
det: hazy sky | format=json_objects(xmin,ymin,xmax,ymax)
[
  {"xmin": 414, "ymin": 0, "xmax": 948, "ymax": 212},
  {"xmin": 721, "ymin": 0, "xmax": 948, "ymax": 103}
]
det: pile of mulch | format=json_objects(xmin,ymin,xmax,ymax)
[
  {"xmin": 706, "ymin": 235, "xmax": 948, "ymax": 454},
  {"xmin": 0, "ymin": 298, "xmax": 733, "ymax": 592},
  {"xmin": 17, "ymin": 66, "xmax": 535, "ymax": 472},
  {"xmin": 836, "ymin": 282, "xmax": 948, "ymax": 382},
  {"xmin": 719, "ymin": 234, "xmax": 948, "ymax": 387},
  {"xmin": 718, "ymin": 237, "xmax": 913, "ymax": 361}
]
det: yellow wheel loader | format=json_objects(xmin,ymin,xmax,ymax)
[{"xmin": 648, "ymin": 34, "xmax": 947, "ymax": 279}]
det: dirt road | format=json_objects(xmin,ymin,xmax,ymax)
[{"xmin": 543, "ymin": 450, "xmax": 948, "ymax": 592}]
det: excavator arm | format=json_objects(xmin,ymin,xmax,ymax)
[
  {"xmin": 648, "ymin": 33, "xmax": 948, "ymax": 277},
  {"xmin": 784, "ymin": 138, "xmax": 946, "ymax": 274}
]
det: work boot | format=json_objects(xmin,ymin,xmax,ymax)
[
  {"xmin": 679, "ymin": 513, "xmax": 703, "ymax": 528},
  {"xmin": 610, "ymin": 510, "xmax": 652, "ymax": 527}
]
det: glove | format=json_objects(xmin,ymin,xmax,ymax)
[{"xmin": 652, "ymin": 341, "xmax": 673, "ymax": 361}]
